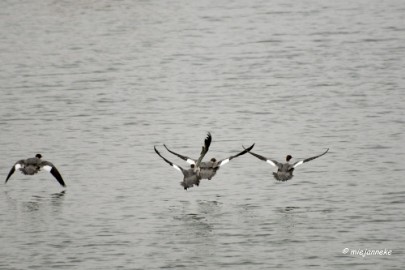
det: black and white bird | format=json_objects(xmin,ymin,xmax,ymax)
[
  {"xmin": 155, "ymin": 132, "xmax": 211, "ymax": 190},
  {"xmin": 246, "ymin": 148, "xmax": 329, "ymax": 181},
  {"xmin": 164, "ymin": 141, "xmax": 255, "ymax": 180},
  {"xmin": 5, "ymin": 154, "xmax": 66, "ymax": 187}
]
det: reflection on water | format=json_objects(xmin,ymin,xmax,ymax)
[
  {"xmin": 51, "ymin": 190, "xmax": 66, "ymax": 199},
  {"xmin": 3, "ymin": 189, "xmax": 66, "ymax": 214},
  {"xmin": 22, "ymin": 200, "xmax": 41, "ymax": 212},
  {"xmin": 172, "ymin": 200, "xmax": 221, "ymax": 237},
  {"xmin": 174, "ymin": 213, "xmax": 214, "ymax": 237},
  {"xmin": 282, "ymin": 206, "xmax": 300, "ymax": 212}
]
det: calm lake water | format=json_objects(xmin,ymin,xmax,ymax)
[{"xmin": 0, "ymin": 0, "xmax": 404, "ymax": 269}]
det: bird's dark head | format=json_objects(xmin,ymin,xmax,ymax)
[
  {"xmin": 35, "ymin": 154, "xmax": 42, "ymax": 159},
  {"xmin": 211, "ymin": 158, "xmax": 216, "ymax": 162},
  {"xmin": 286, "ymin": 155, "xmax": 292, "ymax": 162},
  {"xmin": 190, "ymin": 164, "xmax": 195, "ymax": 168}
]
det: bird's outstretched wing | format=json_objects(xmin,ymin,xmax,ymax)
[
  {"xmin": 5, "ymin": 160, "xmax": 24, "ymax": 184},
  {"xmin": 41, "ymin": 161, "xmax": 66, "ymax": 187},
  {"xmin": 155, "ymin": 146, "xmax": 184, "ymax": 173},
  {"xmin": 195, "ymin": 132, "xmax": 212, "ymax": 167},
  {"xmin": 163, "ymin": 132, "xmax": 212, "ymax": 166},
  {"xmin": 217, "ymin": 143, "xmax": 255, "ymax": 167},
  {"xmin": 244, "ymin": 147, "xmax": 281, "ymax": 167},
  {"xmin": 163, "ymin": 145, "xmax": 196, "ymax": 165},
  {"xmin": 293, "ymin": 148, "xmax": 329, "ymax": 168}
]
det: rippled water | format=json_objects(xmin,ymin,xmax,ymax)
[{"xmin": 1, "ymin": 0, "xmax": 404, "ymax": 269}]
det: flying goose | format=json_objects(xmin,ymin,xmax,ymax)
[
  {"xmin": 246, "ymin": 148, "xmax": 329, "ymax": 181},
  {"xmin": 155, "ymin": 132, "xmax": 211, "ymax": 190},
  {"xmin": 5, "ymin": 154, "xmax": 66, "ymax": 187},
  {"xmin": 164, "ymin": 142, "xmax": 255, "ymax": 180}
]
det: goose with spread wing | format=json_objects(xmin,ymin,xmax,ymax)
[
  {"xmin": 164, "ymin": 141, "xmax": 255, "ymax": 180},
  {"xmin": 246, "ymin": 148, "xmax": 329, "ymax": 181},
  {"xmin": 155, "ymin": 132, "xmax": 211, "ymax": 190},
  {"xmin": 5, "ymin": 154, "xmax": 66, "ymax": 187}
]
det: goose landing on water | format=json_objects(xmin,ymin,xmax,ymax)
[
  {"xmin": 246, "ymin": 148, "xmax": 329, "ymax": 181},
  {"xmin": 155, "ymin": 132, "xmax": 211, "ymax": 190},
  {"xmin": 5, "ymin": 154, "xmax": 66, "ymax": 187},
  {"xmin": 164, "ymin": 142, "xmax": 255, "ymax": 180}
]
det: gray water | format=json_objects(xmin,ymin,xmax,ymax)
[{"xmin": 0, "ymin": 0, "xmax": 404, "ymax": 269}]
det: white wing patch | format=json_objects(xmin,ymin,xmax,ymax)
[
  {"xmin": 186, "ymin": 159, "xmax": 195, "ymax": 165},
  {"xmin": 15, "ymin": 164, "xmax": 22, "ymax": 170},
  {"xmin": 43, "ymin": 165, "xmax": 53, "ymax": 172},
  {"xmin": 293, "ymin": 161, "xmax": 304, "ymax": 168},
  {"xmin": 266, "ymin": 160, "xmax": 276, "ymax": 167},
  {"xmin": 172, "ymin": 164, "xmax": 181, "ymax": 172},
  {"xmin": 219, "ymin": 159, "xmax": 230, "ymax": 167}
]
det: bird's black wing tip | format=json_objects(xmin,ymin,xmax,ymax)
[
  {"xmin": 246, "ymin": 143, "xmax": 255, "ymax": 151},
  {"xmin": 205, "ymin": 132, "xmax": 212, "ymax": 143},
  {"xmin": 5, "ymin": 166, "xmax": 16, "ymax": 184},
  {"xmin": 50, "ymin": 167, "xmax": 66, "ymax": 187}
]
